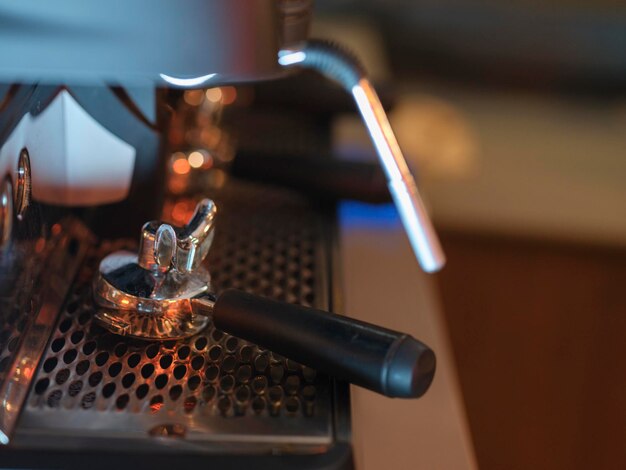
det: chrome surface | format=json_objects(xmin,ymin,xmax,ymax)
[
  {"xmin": 0, "ymin": 178, "xmax": 12, "ymax": 247},
  {"xmin": 138, "ymin": 199, "xmax": 217, "ymax": 274},
  {"xmin": 352, "ymin": 79, "xmax": 446, "ymax": 273},
  {"xmin": 0, "ymin": 219, "xmax": 91, "ymax": 444},
  {"xmin": 94, "ymin": 199, "xmax": 218, "ymax": 340},
  {"xmin": 15, "ymin": 181, "xmax": 334, "ymax": 453},
  {"xmin": 0, "ymin": 0, "xmax": 284, "ymax": 87},
  {"xmin": 277, "ymin": 0, "xmax": 314, "ymax": 48},
  {"xmin": 14, "ymin": 148, "xmax": 31, "ymax": 221},
  {"xmin": 280, "ymin": 40, "xmax": 446, "ymax": 273},
  {"xmin": 93, "ymin": 250, "xmax": 213, "ymax": 340}
]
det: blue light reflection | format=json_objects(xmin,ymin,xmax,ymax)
[{"xmin": 339, "ymin": 201, "xmax": 402, "ymax": 231}]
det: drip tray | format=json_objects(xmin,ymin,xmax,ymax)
[{"xmin": 12, "ymin": 181, "xmax": 338, "ymax": 455}]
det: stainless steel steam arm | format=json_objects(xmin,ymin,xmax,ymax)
[{"xmin": 279, "ymin": 40, "xmax": 446, "ymax": 273}]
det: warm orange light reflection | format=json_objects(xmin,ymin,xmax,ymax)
[
  {"xmin": 208, "ymin": 168, "xmax": 226, "ymax": 189},
  {"xmin": 183, "ymin": 90, "xmax": 204, "ymax": 106},
  {"xmin": 23, "ymin": 365, "xmax": 33, "ymax": 381},
  {"xmin": 171, "ymin": 201, "xmax": 193, "ymax": 224},
  {"xmin": 221, "ymin": 87, "xmax": 237, "ymax": 105},
  {"xmin": 35, "ymin": 238, "xmax": 46, "ymax": 253},
  {"xmin": 150, "ymin": 401, "xmax": 164, "ymax": 413},
  {"xmin": 172, "ymin": 158, "xmax": 190, "ymax": 175},
  {"xmin": 201, "ymin": 128, "xmax": 221, "ymax": 148},
  {"xmin": 168, "ymin": 177, "xmax": 187, "ymax": 195},
  {"xmin": 204, "ymin": 153, "xmax": 214, "ymax": 169},
  {"xmin": 188, "ymin": 151, "xmax": 204, "ymax": 168},
  {"xmin": 205, "ymin": 88, "xmax": 223, "ymax": 103}
]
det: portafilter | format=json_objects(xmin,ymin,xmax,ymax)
[{"xmin": 94, "ymin": 199, "xmax": 436, "ymax": 399}]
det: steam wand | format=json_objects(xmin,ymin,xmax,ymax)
[{"xmin": 279, "ymin": 40, "xmax": 446, "ymax": 273}]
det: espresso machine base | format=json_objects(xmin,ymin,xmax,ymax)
[{"xmin": 1, "ymin": 179, "xmax": 353, "ymax": 469}]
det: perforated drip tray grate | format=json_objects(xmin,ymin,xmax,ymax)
[{"xmin": 13, "ymin": 181, "xmax": 336, "ymax": 454}]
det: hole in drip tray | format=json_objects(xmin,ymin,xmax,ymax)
[
  {"xmin": 188, "ymin": 375, "xmax": 201, "ymax": 391},
  {"xmin": 102, "ymin": 382, "xmax": 116, "ymax": 398},
  {"xmin": 218, "ymin": 395, "xmax": 232, "ymax": 415},
  {"xmin": 76, "ymin": 360, "xmax": 90, "ymax": 376},
  {"xmin": 252, "ymin": 396, "xmax": 266, "ymax": 414},
  {"xmin": 225, "ymin": 337, "xmax": 238, "ymax": 352},
  {"xmin": 116, "ymin": 394, "xmax": 130, "ymax": 409},
  {"xmin": 285, "ymin": 375, "xmax": 301, "ymax": 395},
  {"xmin": 108, "ymin": 362, "xmax": 122, "ymax": 377},
  {"xmin": 141, "ymin": 363, "xmax": 155, "ymax": 378},
  {"xmin": 114, "ymin": 343, "xmax": 128, "ymax": 357},
  {"xmin": 51, "ymin": 338, "xmax": 65, "ymax": 353},
  {"xmin": 159, "ymin": 355, "xmax": 173, "ymax": 369},
  {"xmin": 34, "ymin": 377, "xmax": 50, "ymax": 395},
  {"xmin": 122, "ymin": 373, "xmax": 136, "ymax": 388},
  {"xmin": 235, "ymin": 385, "xmax": 251, "ymax": 404},
  {"xmin": 190, "ymin": 355, "xmax": 204, "ymax": 371},
  {"xmin": 169, "ymin": 385, "xmax": 183, "ymax": 400},
  {"xmin": 236, "ymin": 365, "xmax": 252, "ymax": 383},
  {"xmin": 177, "ymin": 345, "xmax": 190, "ymax": 360},
  {"xmin": 78, "ymin": 312, "xmax": 91, "ymax": 326},
  {"xmin": 302, "ymin": 385, "xmax": 316, "ymax": 401},
  {"xmin": 202, "ymin": 385, "xmax": 216, "ymax": 402},
  {"xmin": 239, "ymin": 345, "xmax": 253, "ymax": 363},
  {"xmin": 155, "ymin": 374, "xmax": 168, "ymax": 389},
  {"xmin": 81, "ymin": 391, "xmax": 96, "ymax": 409},
  {"xmin": 88, "ymin": 371, "xmax": 103, "ymax": 387},
  {"xmin": 127, "ymin": 353, "xmax": 141, "ymax": 368},
  {"xmin": 208, "ymin": 345, "xmax": 222, "ymax": 362},
  {"xmin": 204, "ymin": 365, "xmax": 219, "ymax": 382},
  {"xmin": 47, "ymin": 390, "xmax": 62, "ymax": 407},
  {"xmin": 63, "ymin": 349, "xmax": 77, "ymax": 364},
  {"xmin": 70, "ymin": 330, "xmax": 84, "ymax": 344},
  {"xmin": 58, "ymin": 319, "xmax": 72, "ymax": 333},
  {"xmin": 136, "ymin": 383, "xmax": 149, "ymax": 399},
  {"xmin": 68, "ymin": 380, "xmax": 83, "ymax": 397},
  {"xmin": 55, "ymin": 368, "xmax": 70, "ymax": 385},
  {"xmin": 146, "ymin": 343, "xmax": 159, "ymax": 359},
  {"xmin": 252, "ymin": 376, "xmax": 268, "ymax": 395},
  {"xmin": 82, "ymin": 341, "xmax": 97, "ymax": 356},
  {"xmin": 285, "ymin": 396, "xmax": 300, "ymax": 413},
  {"xmin": 43, "ymin": 357, "xmax": 58, "ymax": 373},
  {"xmin": 222, "ymin": 355, "xmax": 236, "ymax": 372},
  {"xmin": 254, "ymin": 354, "xmax": 269, "ymax": 372},
  {"xmin": 194, "ymin": 336, "xmax": 208, "ymax": 351},
  {"xmin": 220, "ymin": 374, "xmax": 235, "ymax": 392},
  {"xmin": 95, "ymin": 351, "xmax": 109, "ymax": 366},
  {"xmin": 173, "ymin": 364, "xmax": 187, "ymax": 380}
]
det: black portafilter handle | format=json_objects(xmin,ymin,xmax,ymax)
[{"xmin": 213, "ymin": 289, "xmax": 436, "ymax": 398}]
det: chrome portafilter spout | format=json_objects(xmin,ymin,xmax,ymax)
[
  {"xmin": 94, "ymin": 199, "xmax": 437, "ymax": 399},
  {"xmin": 94, "ymin": 198, "xmax": 218, "ymax": 339}
]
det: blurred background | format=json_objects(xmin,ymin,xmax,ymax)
[{"xmin": 312, "ymin": 1, "xmax": 626, "ymax": 469}]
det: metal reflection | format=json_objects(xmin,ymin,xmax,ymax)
[
  {"xmin": 279, "ymin": 40, "xmax": 446, "ymax": 272},
  {"xmin": 352, "ymin": 80, "xmax": 445, "ymax": 272},
  {"xmin": 0, "ymin": 219, "xmax": 92, "ymax": 444}
]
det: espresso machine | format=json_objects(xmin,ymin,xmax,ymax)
[{"xmin": 0, "ymin": 1, "xmax": 445, "ymax": 468}]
